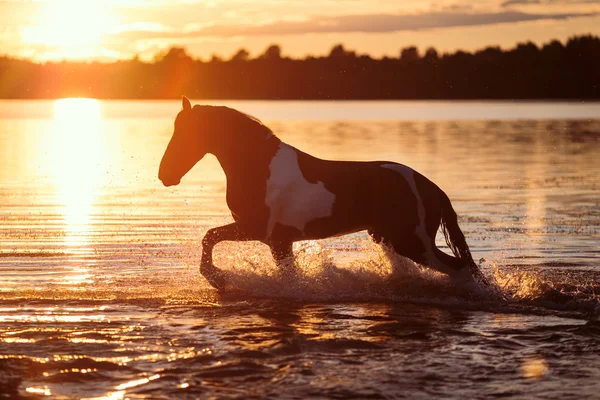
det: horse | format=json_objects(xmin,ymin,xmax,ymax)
[{"xmin": 159, "ymin": 97, "xmax": 486, "ymax": 290}]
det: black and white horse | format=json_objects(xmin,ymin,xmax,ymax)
[{"xmin": 159, "ymin": 97, "xmax": 485, "ymax": 290}]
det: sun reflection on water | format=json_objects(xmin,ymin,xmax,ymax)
[
  {"xmin": 82, "ymin": 391, "xmax": 125, "ymax": 400},
  {"xmin": 51, "ymin": 98, "xmax": 105, "ymax": 250},
  {"xmin": 26, "ymin": 386, "xmax": 52, "ymax": 396}
]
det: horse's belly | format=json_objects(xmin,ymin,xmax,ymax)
[{"xmin": 267, "ymin": 180, "xmax": 336, "ymax": 237}]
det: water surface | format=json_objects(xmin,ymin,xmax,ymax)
[{"xmin": 0, "ymin": 100, "xmax": 599, "ymax": 398}]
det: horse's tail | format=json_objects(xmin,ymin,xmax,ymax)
[{"xmin": 438, "ymin": 190, "xmax": 477, "ymax": 272}]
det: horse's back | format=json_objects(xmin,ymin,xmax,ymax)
[
  {"xmin": 266, "ymin": 146, "xmax": 385, "ymax": 240},
  {"xmin": 264, "ymin": 143, "xmax": 444, "ymax": 242}
]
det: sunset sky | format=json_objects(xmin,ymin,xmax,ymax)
[{"xmin": 1, "ymin": 0, "xmax": 600, "ymax": 61}]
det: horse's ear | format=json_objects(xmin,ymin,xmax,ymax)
[{"xmin": 182, "ymin": 96, "xmax": 191, "ymax": 110}]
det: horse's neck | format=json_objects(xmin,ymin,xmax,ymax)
[{"xmin": 211, "ymin": 135, "xmax": 282, "ymax": 181}]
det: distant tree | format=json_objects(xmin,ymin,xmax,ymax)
[
  {"xmin": 423, "ymin": 47, "xmax": 439, "ymax": 63},
  {"xmin": 153, "ymin": 47, "xmax": 195, "ymax": 98},
  {"xmin": 566, "ymin": 34, "xmax": 600, "ymax": 57},
  {"xmin": 542, "ymin": 40, "xmax": 564, "ymax": 55},
  {"xmin": 159, "ymin": 47, "xmax": 194, "ymax": 64},
  {"xmin": 328, "ymin": 44, "xmax": 356, "ymax": 58},
  {"xmin": 476, "ymin": 46, "xmax": 503, "ymax": 62},
  {"xmin": 210, "ymin": 54, "xmax": 223, "ymax": 63},
  {"xmin": 400, "ymin": 46, "xmax": 420, "ymax": 63},
  {"xmin": 230, "ymin": 48, "xmax": 250, "ymax": 62},
  {"xmin": 0, "ymin": 35, "xmax": 599, "ymax": 99},
  {"xmin": 513, "ymin": 41, "xmax": 539, "ymax": 58},
  {"xmin": 260, "ymin": 44, "xmax": 282, "ymax": 60},
  {"xmin": 329, "ymin": 44, "xmax": 345, "ymax": 58}
]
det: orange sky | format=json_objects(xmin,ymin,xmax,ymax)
[{"xmin": 2, "ymin": 0, "xmax": 600, "ymax": 61}]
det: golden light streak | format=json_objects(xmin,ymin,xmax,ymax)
[
  {"xmin": 82, "ymin": 391, "xmax": 125, "ymax": 400},
  {"xmin": 0, "ymin": 314, "xmax": 107, "ymax": 323},
  {"xmin": 26, "ymin": 387, "xmax": 52, "ymax": 396},
  {"xmin": 115, "ymin": 374, "xmax": 160, "ymax": 390},
  {"xmin": 521, "ymin": 357, "xmax": 549, "ymax": 379},
  {"xmin": 51, "ymin": 98, "xmax": 105, "ymax": 249}
]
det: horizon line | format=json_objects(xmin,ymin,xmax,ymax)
[{"xmin": 2, "ymin": 33, "xmax": 596, "ymax": 65}]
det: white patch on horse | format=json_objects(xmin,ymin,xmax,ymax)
[
  {"xmin": 381, "ymin": 164, "xmax": 439, "ymax": 268},
  {"xmin": 265, "ymin": 144, "xmax": 335, "ymax": 238}
]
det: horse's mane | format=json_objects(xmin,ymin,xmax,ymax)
[{"xmin": 192, "ymin": 105, "xmax": 274, "ymax": 140}]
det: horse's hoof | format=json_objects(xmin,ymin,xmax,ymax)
[
  {"xmin": 471, "ymin": 271, "xmax": 489, "ymax": 286},
  {"xmin": 200, "ymin": 265, "xmax": 230, "ymax": 291},
  {"xmin": 468, "ymin": 264, "xmax": 490, "ymax": 286},
  {"xmin": 452, "ymin": 266, "xmax": 475, "ymax": 282},
  {"xmin": 207, "ymin": 274, "xmax": 230, "ymax": 291},
  {"xmin": 452, "ymin": 266, "xmax": 489, "ymax": 288}
]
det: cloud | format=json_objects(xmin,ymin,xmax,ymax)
[
  {"xmin": 502, "ymin": 0, "xmax": 541, "ymax": 6},
  {"xmin": 203, "ymin": 11, "xmax": 599, "ymax": 35},
  {"xmin": 114, "ymin": 10, "xmax": 598, "ymax": 40},
  {"xmin": 501, "ymin": 0, "xmax": 600, "ymax": 6},
  {"xmin": 114, "ymin": 21, "xmax": 172, "ymax": 33}
]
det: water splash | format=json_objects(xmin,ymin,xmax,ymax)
[
  {"xmin": 211, "ymin": 240, "xmax": 599, "ymax": 317},
  {"xmin": 1, "ymin": 238, "xmax": 597, "ymax": 317},
  {"xmin": 209, "ymin": 241, "xmax": 510, "ymax": 304}
]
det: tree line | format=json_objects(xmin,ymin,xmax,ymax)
[{"xmin": 0, "ymin": 35, "xmax": 599, "ymax": 99}]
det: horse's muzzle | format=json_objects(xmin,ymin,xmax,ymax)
[
  {"xmin": 158, "ymin": 173, "xmax": 180, "ymax": 187},
  {"xmin": 161, "ymin": 179, "xmax": 180, "ymax": 187}
]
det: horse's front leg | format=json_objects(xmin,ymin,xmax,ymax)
[
  {"xmin": 269, "ymin": 241, "xmax": 295, "ymax": 276},
  {"xmin": 200, "ymin": 222, "xmax": 259, "ymax": 290}
]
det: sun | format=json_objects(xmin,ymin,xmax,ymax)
[{"xmin": 22, "ymin": 0, "xmax": 116, "ymax": 58}]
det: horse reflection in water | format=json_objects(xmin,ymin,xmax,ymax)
[{"xmin": 159, "ymin": 97, "xmax": 486, "ymax": 290}]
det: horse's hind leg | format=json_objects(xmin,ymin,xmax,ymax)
[
  {"xmin": 432, "ymin": 248, "xmax": 470, "ymax": 271},
  {"xmin": 399, "ymin": 238, "xmax": 475, "ymax": 280},
  {"xmin": 370, "ymin": 228, "xmax": 470, "ymax": 279},
  {"xmin": 369, "ymin": 228, "xmax": 427, "ymax": 268},
  {"xmin": 369, "ymin": 165, "xmax": 474, "ymax": 279}
]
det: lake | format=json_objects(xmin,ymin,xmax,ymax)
[{"xmin": 0, "ymin": 100, "xmax": 599, "ymax": 398}]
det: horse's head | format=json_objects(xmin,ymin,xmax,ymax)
[{"xmin": 159, "ymin": 96, "xmax": 207, "ymax": 186}]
